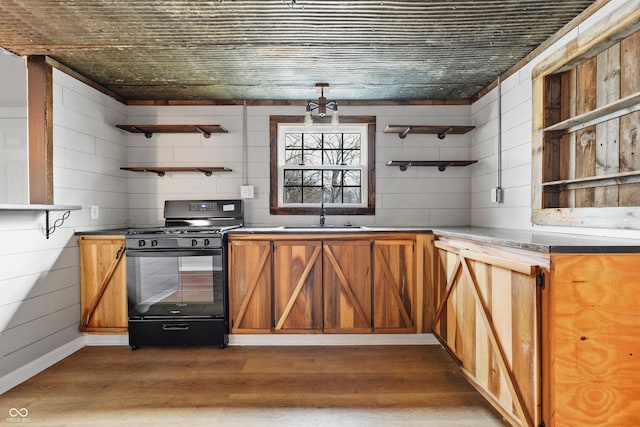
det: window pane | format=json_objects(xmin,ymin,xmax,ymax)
[
  {"xmin": 343, "ymin": 134, "xmax": 361, "ymax": 150},
  {"xmin": 303, "ymin": 149, "xmax": 323, "ymax": 166},
  {"xmin": 323, "ymin": 149, "xmax": 343, "ymax": 165},
  {"xmin": 343, "ymin": 187, "xmax": 361, "ymax": 203},
  {"xmin": 303, "ymin": 186, "xmax": 322, "ymax": 203},
  {"xmin": 303, "ymin": 133, "xmax": 322, "ymax": 149},
  {"xmin": 344, "ymin": 170, "xmax": 361, "ymax": 186},
  {"xmin": 284, "ymin": 187, "xmax": 302, "ymax": 204},
  {"xmin": 323, "ymin": 170, "xmax": 342, "ymax": 187},
  {"xmin": 284, "ymin": 169, "xmax": 302, "ymax": 186},
  {"xmin": 285, "ymin": 149, "xmax": 303, "ymax": 165},
  {"xmin": 342, "ymin": 149, "xmax": 361, "ymax": 166},
  {"xmin": 285, "ymin": 133, "xmax": 302, "ymax": 149},
  {"xmin": 302, "ymin": 170, "xmax": 321, "ymax": 186},
  {"xmin": 323, "ymin": 133, "xmax": 341, "ymax": 150}
]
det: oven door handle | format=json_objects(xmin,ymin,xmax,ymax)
[{"xmin": 125, "ymin": 249, "xmax": 223, "ymax": 257}]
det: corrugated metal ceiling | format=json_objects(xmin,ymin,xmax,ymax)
[{"xmin": 0, "ymin": 0, "xmax": 599, "ymax": 102}]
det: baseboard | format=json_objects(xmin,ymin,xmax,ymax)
[
  {"xmin": 83, "ymin": 333, "xmax": 128, "ymax": 346},
  {"xmin": 0, "ymin": 336, "xmax": 85, "ymax": 395},
  {"xmin": 229, "ymin": 333, "xmax": 439, "ymax": 346}
]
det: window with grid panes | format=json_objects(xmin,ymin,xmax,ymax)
[{"xmin": 270, "ymin": 116, "xmax": 376, "ymax": 215}]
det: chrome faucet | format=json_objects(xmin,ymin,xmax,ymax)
[{"xmin": 320, "ymin": 186, "xmax": 336, "ymax": 226}]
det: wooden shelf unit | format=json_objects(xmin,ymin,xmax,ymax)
[
  {"xmin": 386, "ymin": 160, "xmax": 477, "ymax": 172},
  {"xmin": 531, "ymin": 5, "xmax": 640, "ymax": 229},
  {"xmin": 384, "ymin": 125, "xmax": 474, "ymax": 139},
  {"xmin": 121, "ymin": 166, "xmax": 232, "ymax": 177},
  {"xmin": 116, "ymin": 124, "xmax": 228, "ymax": 138}
]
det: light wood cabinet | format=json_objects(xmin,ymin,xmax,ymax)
[
  {"xmin": 228, "ymin": 232, "xmax": 426, "ymax": 334},
  {"xmin": 433, "ymin": 237, "xmax": 545, "ymax": 427},
  {"xmin": 228, "ymin": 239, "xmax": 273, "ymax": 333},
  {"xmin": 433, "ymin": 235, "xmax": 640, "ymax": 427},
  {"xmin": 79, "ymin": 235, "xmax": 127, "ymax": 333}
]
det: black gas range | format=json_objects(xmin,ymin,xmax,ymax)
[{"xmin": 125, "ymin": 199, "xmax": 243, "ymax": 349}]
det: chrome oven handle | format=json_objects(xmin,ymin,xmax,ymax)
[{"xmin": 162, "ymin": 324, "xmax": 190, "ymax": 331}]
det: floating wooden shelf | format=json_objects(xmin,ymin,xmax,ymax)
[
  {"xmin": 386, "ymin": 160, "xmax": 477, "ymax": 172},
  {"xmin": 384, "ymin": 125, "xmax": 475, "ymax": 139},
  {"xmin": 542, "ymin": 170, "xmax": 640, "ymax": 190},
  {"xmin": 121, "ymin": 166, "xmax": 232, "ymax": 177},
  {"xmin": 116, "ymin": 124, "xmax": 228, "ymax": 138},
  {"xmin": 543, "ymin": 91, "xmax": 640, "ymax": 136}
]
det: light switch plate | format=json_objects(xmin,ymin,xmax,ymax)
[
  {"xmin": 90, "ymin": 205, "xmax": 99, "ymax": 219},
  {"xmin": 240, "ymin": 185, "xmax": 254, "ymax": 199}
]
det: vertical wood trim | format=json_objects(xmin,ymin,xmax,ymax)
[{"xmin": 27, "ymin": 55, "xmax": 53, "ymax": 205}]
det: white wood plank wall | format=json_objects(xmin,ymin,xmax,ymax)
[{"xmin": 0, "ymin": 70, "xmax": 128, "ymax": 390}]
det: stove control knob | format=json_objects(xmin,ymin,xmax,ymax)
[
  {"xmin": 151, "ymin": 240, "xmax": 158, "ymax": 247},
  {"xmin": 138, "ymin": 240, "xmax": 146, "ymax": 247},
  {"xmin": 204, "ymin": 238, "xmax": 210, "ymax": 247},
  {"xmin": 191, "ymin": 239, "xmax": 198, "ymax": 247}
]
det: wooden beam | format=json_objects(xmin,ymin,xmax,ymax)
[{"xmin": 27, "ymin": 55, "xmax": 53, "ymax": 205}]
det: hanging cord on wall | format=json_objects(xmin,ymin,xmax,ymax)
[
  {"xmin": 242, "ymin": 100, "xmax": 248, "ymax": 185},
  {"xmin": 495, "ymin": 76, "xmax": 504, "ymax": 203}
]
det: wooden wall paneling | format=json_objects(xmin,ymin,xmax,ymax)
[
  {"xmin": 619, "ymin": 31, "xmax": 640, "ymax": 206},
  {"xmin": 550, "ymin": 254, "xmax": 640, "ymax": 426},
  {"xmin": 26, "ymin": 55, "xmax": 53, "ymax": 204},
  {"xmin": 595, "ymin": 43, "xmax": 621, "ymax": 206},
  {"xmin": 575, "ymin": 56, "xmax": 598, "ymax": 207},
  {"xmin": 228, "ymin": 240, "xmax": 273, "ymax": 332},
  {"xmin": 273, "ymin": 240, "xmax": 322, "ymax": 331},
  {"xmin": 373, "ymin": 240, "xmax": 415, "ymax": 332},
  {"xmin": 323, "ymin": 240, "xmax": 372, "ymax": 332}
]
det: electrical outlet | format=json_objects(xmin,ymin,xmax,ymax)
[
  {"xmin": 490, "ymin": 188, "xmax": 504, "ymax": 203},
  {"xmin": 90, "ymin": 205, "xmax": 99, "ymax": 219},
  {"xmin": 240, "ymin": 185, "xmax": 254, "ymax": 199}
]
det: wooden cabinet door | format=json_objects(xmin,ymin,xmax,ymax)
[
  {"xmin": 433, "ymin": 239, "xmax": 544, "ymax": 427},
  {"xmin": 79, "ymin": 236, "xmax": 127, "ymax": 333},
  {"xmin": 373, "ymin": 239, "xmax": 415, "ymax": 332},
  {"xmin": 323, "ymin": 240, "xmax": 372, "ymax": 333},
  {"xmin": 273, "ymin": 240, "xmax": 322, "ymax": 331},
  {"xmin": 228, "ymin": 240, "xmax": 272, "ymax": 332}
]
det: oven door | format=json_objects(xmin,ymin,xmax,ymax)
[{"xmin": 126, "ymin": 248, "xmax": 225, "ymax": 319}]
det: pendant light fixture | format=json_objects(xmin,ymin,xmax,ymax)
[{"xmin": 304, "ymin": 83, "xmax": 339, "ymax": 126}]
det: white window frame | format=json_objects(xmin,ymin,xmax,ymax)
[{"xmin": 276, "ymin": 123, "xmax": 369, "ymax": 209}]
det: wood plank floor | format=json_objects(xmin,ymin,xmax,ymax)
[{"xmin": 0, "ymin": 345, "xmax": 509, "ymax": 426}]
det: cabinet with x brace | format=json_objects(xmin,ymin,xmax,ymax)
[{"xmin": 228, "ymin": 232, "xmax": 430, "ymax": 334}]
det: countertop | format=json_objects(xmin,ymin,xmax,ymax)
[
  {"xmin": 73, "ymin": 225, "xmax": 640, "ymax": 254},
  {"xmin": 431, "ymin": 227, "xmax": 640, "ymax": 254}
]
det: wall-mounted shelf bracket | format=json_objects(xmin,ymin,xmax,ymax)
[
  {"xmin": 386, "ymin": 160, "xmax": 477, "ymax": 172},
  {"xmin": 384, "ymin": 125, "xmax": 475, "ymax": 139},
  {"xmin": 46, "ymin": 210, "xmax": 71, "ymax": 239},
  {"xmin": 116, "ymin": 124, "xmax": 228, "ymax": 139}
]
